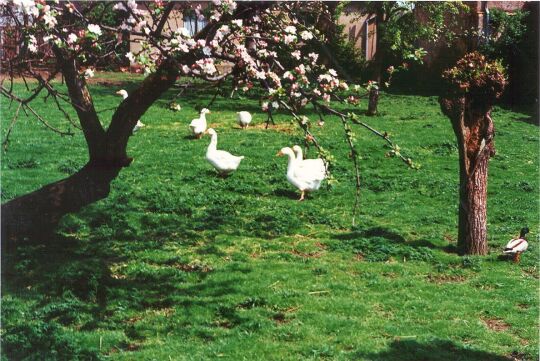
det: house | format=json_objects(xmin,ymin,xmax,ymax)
[{"xmin": 339, "ymin": 1, "xmax": 531, "ymax": 71}]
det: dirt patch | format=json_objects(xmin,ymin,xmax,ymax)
[
  {"xmin": 517, "ymin": 303, "xmax": 530, "ymax": 310},
  {"xmin": 290, "ymin": 249, "xmax": 322, "ymax": 258},
  {"xmin": 522, "ymin": 267, "xmax": 539, "ymax": 279},
  {"xmin": 250, "ymin": 122, "xmax": 297, "ymax": 134},
  {"xmin": 506, "ymin": 351, "xmax": 529, "ymax": 361},
  {"xmin": 426, "ymin": 273, "xmax": 467, "ymax": 284},
  {"xmin": 172, "ymin": 262, "xmax": 213, "ymax": 273},
  {"xmin": 272, "ymin": 312, "xmax": 290, "ymax": 324},
  {"xmin": 482, "ymin": 317, "xmax": 510, "ymax": 332},
  {"xmin": 354, "ymin": 253, "xmax": 364, "ymax": 261}
]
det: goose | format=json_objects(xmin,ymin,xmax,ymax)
[
  {"xmin": 503, "ymin": 227, "xmax": 529, "ymax": 263},
  {"xmin": 189, "ymin": 108, "xmax": 210, "ymax": 139},
  {"xmin": 115, "ymin": 89, "xmax": 145, "ymax": 133},
  {"xmin": 205, "ymin": 128, "xmax": 244, "ymax": 176},
  {"xmin": 237, "ymin": 111, "xmax": 252, "ymax": 129},
  {"xmin": 277, "ymin": 146, "xmax": 326, "ymax": 201},
  {"xmin": 292, "ymin": 145, "xmax": 327, "ymax": 176}
]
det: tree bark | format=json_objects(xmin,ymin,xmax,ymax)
[
  {"xmin": 367, "ymin": 88, "xmax": 379, "ymax": 116},
  {"xmin": 440, "ymin": 97, "xmax": 495, "ymax": 255}
]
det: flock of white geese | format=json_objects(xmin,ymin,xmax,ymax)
[
  {"xmin": 116, "ymin": 90, "xmax": 327, "ymax": 201},
  {"xmin": 116, "ymin": 89, "xmax": 530, "ymax": 260}
]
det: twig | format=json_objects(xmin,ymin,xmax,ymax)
[
  {"xmin": 2, "ymin": 103, "xmax": 22, "ymax": 152},
  {"xmin": 340, "ymin": 115, "xmax": 362, "ymax": 226}
]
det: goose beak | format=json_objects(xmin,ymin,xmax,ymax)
[
  {"xmin": 276, "ymin": 151, "xmax": 283, "ymax": 156},
  {"xmin": 115, "ymin": 90, "xmax": 122, "ymax": 95}
]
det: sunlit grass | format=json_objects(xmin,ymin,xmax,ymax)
[{"xmin": 1, "ymin": 75, "xmax": 538, "ymax": 360}]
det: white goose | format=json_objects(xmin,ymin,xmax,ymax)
[
  {"xmin": 115, "ymin": 89, "xmax": 145, "ymax": 133},
  {"xmin": 503, "ymin": 227, "xmax": 529, "ymax": 263},
  {"xmin": 277, "ymin": 146, "xmax": 326, "ymax": 201},
  {"xmin": 205, "ymin": 128, "xmax": 244, "ymax": 176},
  {"xmin": 190, "ymin": 108, "xmax": 210, "ymax": 139},
  {"xmin": 292, "ymin": 145, "xmax": 327, "ymax": 176},
  {"xmin": 237, "ymin": 111, "xmax": 252, "ymax": 129}
]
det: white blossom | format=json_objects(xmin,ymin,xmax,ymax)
[
  {"xmin": 87, "ymin": 24, "xmax": 102, "ymax": 36},
  {"xmin": 27, "ymin": 35, "xmax": 37, "ymax": 53},
  {"xmin": 284, "ymin": 26, "xmax": 297, "ymax": 34},
  {"xmin": 291, "ymin": 50, "xmax": 301, "ymax": 60},
  {"xmin": 67, "ymin": 33, "xmax": 78, "ymax": 44},
  {"xmin": 328, "ymin": 69, "xmax": 338, "ymax": 76},
  {"xmin": 300, "ymin": 31, "xmax": 313, "ymax": 40},
  {"xmin": 113, "ymin": 2, "xmax": 127, "ymax": 11},
  {"xmin": 231, "ymin": 19, "xmax": 243, "ymax": 27},
  {"xmin": 13, "ymin": 0, "xmax": 39, "ymax": 17},
  {"xmin": 126, "ymin": 52, "xmax": 135, "ymax": 62},
  {"xmin": 203, "ymin": 46, "xmax": 212, "ymax": 56},
  {"xmin": 43, "ymin": 12, "xmax": 57, "ymax": 29},
  {"xmin": 283, "ymin": 34, "xmax": 296, "ymax": 45},
  {"xmin": 84, "ymin": 68, "xmax": 95, "ymax": 79}
]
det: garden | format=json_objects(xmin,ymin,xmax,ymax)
[{"xmin": 1, "ymin": 1, "xmax": 538, "ymax": 360}]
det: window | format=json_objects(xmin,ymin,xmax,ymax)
[
  {"xmin": 183, "ymin": 12, "xmax": 208, "ymax": 37},
  {"xmin": 365, "ymin": 17, "xmax": 377, "ymax": 61}
]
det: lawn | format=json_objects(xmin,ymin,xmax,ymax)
[{"xmin": 1, "ymin": 73, "xmax": 538, "ymax": 361}]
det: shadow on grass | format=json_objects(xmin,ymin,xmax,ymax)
[
  {"xmin": 1, "ymin": 232, "xmax": 244, "ymax": 359},
  {"xmin": 327, "ymin": 227, "xmax": 439, "ymax": 262},
  {"xmin": 354, "ymin": 339, "xmax": 516, "ymax": 361}
]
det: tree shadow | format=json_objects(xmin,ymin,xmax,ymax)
[
  {"xmin": 513, "ymin": 116, "xmax": 539, "ymax": 126},
  {"xmin": 273, "ymin": 188, "xmax": 300, "ymax": 200},
  {"xmin": 354, "ymin": 339, "xmax": 519, "ymax": 361},
  {"xmin": 1, "ymin": 230, "xmax": 246, "ymax": 359},
  {"xmin": 334, "ymin": 226, "xmax": 407, "ymax": 243}
]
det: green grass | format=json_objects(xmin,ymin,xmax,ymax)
[{"xmin": 1, "ymin": 72, "xmax": 539, "ymax": 360}]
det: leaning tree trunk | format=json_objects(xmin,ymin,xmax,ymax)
[{"xmin": 1, "ymin": 57, "xmax": 179, "ymax": 247}]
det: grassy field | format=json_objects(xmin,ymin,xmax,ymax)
[{"xmin": 1, "ymin": 73, "xmax": 538, "ymax": 360}]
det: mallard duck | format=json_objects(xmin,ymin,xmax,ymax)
[
  {"xmin": 237, "ymin": 111, "xmax": 252, "ymax": 129},
  {"xmin": 503, "ymin": 227, "xmax": 529, "ymax": 263},
  {"xmin": 115, "ymin": 89, "xmax": 145, "ymax": 133},
  {"xmin": 277, "ymin": 146, "xmax": 326, "ymax": 201},
  {"xmin": 205, "ymin": 128, "xmax": 244, "ymax": 176},
  {"xmin": 189, "ymin": 108, "xmax": 210, "ymax": 139}
]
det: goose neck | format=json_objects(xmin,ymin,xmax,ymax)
[{"xmin": 207, "ymin": 133, "xmax": 217, "ymax": 153}]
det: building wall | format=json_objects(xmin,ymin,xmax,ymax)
[{"xmin": 338, "ymin": 3, "xmax": 376, "ymax": 61}]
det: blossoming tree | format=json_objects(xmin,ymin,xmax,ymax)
[{"xmin": 1, "ymin": 0, "xmax": 413, "ymax": 243}]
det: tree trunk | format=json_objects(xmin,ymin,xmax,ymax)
[
  {"xmin": 440, "ymin": 97, "xmax": 495, "ymax": 255},
  {"xmin": 367, "ymin": 88, "xmax": 379, "ymax": 116},
  {"xmin": 1, "ymin": 164, "xmax": 121, "ymax": 247}
]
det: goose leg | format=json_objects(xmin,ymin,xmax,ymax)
[
  {"xmin": 299, "ymin": 191, "xmax": 305, "ymax": 201},
  {"xmin": 514, "ymin": 253, "xmax": 521, "ymax": 263}
]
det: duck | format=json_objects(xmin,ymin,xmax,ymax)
[
  {"xmin": 503, "ymin": 227, "xmax": 529, "ymax": 263},
  {"xmin": 205, "ymin": 128, "xmax": 244, "ymax": 176},
  {"xmin": 189, "ymin": 108, "xmax": 210, "ymax": 139},
  {"xmin": 292, "ymin": 145, "xmax": 327, "ymax": 175},
  {"xmin": 277, "ymin": 146, "xmax": 326, "ymax": 201},
  {"xmin": 115, "ymin": 89, "xmax": 145, "ymax": 133},
  {"xmin": 237, "ymin": 111, "xmax": 252, "ymax": 129}
]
